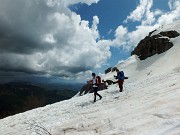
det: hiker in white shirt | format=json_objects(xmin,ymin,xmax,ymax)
[{"xmin": 88, "ymin": 73, "xmax": 102, "ymax": 102}]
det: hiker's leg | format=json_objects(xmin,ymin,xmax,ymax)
[
  {"xmin": 118, "ymin": 80, "xmax": 124, "ymax": 92},
  {"xmin": 94, "ymin": 87, "xmax": 97, "ymax": 102},
  {"xmin": 96, "ymin": 92, "xmax": 102, "ymax": 99},
  {"xmin": 119, "ymin": 85, "xmax": 123, "ymax": 92}
]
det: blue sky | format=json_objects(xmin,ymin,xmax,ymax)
[
  {"xmin": 0, "ymin": 0, "xmax": 179, "ymax": 83},
  {"xmin": 70, "ymin": 0, "xmax": 137, "ymax": 70}
]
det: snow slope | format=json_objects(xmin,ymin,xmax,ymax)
[{"xmin": 0, "ymin": 21, "xmax": 180, "ymax": 135}]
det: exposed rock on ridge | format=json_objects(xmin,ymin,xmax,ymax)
[
  {"xmin": 79, "ymin": 83, "xmax": 107, "ymax": 96},
  {"xmin": 131, "ymin": 30, "xmax": 179, "ymax": 60},
  {"xmin": 105, "ymin": 67, "xmax": 112, "ymax": 74}
]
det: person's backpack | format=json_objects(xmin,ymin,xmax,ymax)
[
  {"xmin": 118, "ymin": 71, "xmax": 125, "ymax": 80},
  {"xmin": 96, "ymin": 76, "xmax": 101, "ymax": 86}
]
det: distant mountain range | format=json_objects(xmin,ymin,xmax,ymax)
[
  {"xmin": 2, "ymin": 81, "xmax": 85, "ymax": 91},
  {"xmin": 0, "ymin": 82, "xmax": 84, "ymax": 119}
]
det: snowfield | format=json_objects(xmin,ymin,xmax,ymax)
[{"xmin": 0, "ymin": 21, "xmax": 180, "ymax": 135}]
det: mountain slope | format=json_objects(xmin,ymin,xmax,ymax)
[{"xmin": 0, "ymin": 21, "xmax": 180, "ymax": 135}]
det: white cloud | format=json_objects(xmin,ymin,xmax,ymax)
[
  {"xmin": 154, "ymin": 9, "xmax": 163, "ymax": 16},
  {"xmin": 168, "ymin": 0, "xmax": 180, "ymax": 10},
  {"xmin": 118, "ymin": 0, "xmax": 180, "ymax": 51},
  {"xmin": 124, "ymin": 0, "xmax": 153, "ymax": 23},
  {"xmin": 0, "ymin": 0, "xmax": 112, "ymax": 79},
  {"xmin": 111, "ymin": 25, "xmax": 157, "ymax": 51},
  {"xmin": 63, "ymin": 0, "xmax": 99, "ymax": 6},
  {"xmin": 112, "ymin": 26, "xmax": 128, "ymax": 47},
  {"xmin": 91, "ymin": 16, "xmax": 100, "ymax": 40},
  {"xmin": 157, "ymin": 0, "xmax": 180, "ymax": 25}
]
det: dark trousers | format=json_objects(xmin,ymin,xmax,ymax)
[
  {"xmin": 118, "ymin": 80, "xmax": 124, "ymax": 92},
  {"xmin": 93, "ymin": 87, "xmax": 102, "ymax": 102}
]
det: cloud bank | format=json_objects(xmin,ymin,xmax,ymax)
[
  {"xmin": 0, "ymin": 0, "xmax": 179, "ymax": 81},
  {"xmin": 0, "ymin": 0, "xmax": 111, "ymax": 80}
]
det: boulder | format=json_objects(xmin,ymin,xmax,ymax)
[
  {"xmin": 131, "ymin": 30, "xmax": 179, "ymax": 60},
  {"xmin": 79, "ymin": 83, "xmax": 107, "ymax": 96},
  {"xmin": 159, "ymin": 31, "xmax": 180, "ymax": 38},
  {"xmin": 105, "ymin": 67, "xmax": 112, "ymax": 74},
  {"xmin": 79, "ymin": 83, "xmax": 92, "ymax": 96},
  {"xmin": 112, "ymin": 67, "xmax": 117, "ymax": 72},
  {"xmin": 99, "ymin": 83, "xmax": 108, "ymax": 90},
  {"xmin": 103, "ymin": 80, "xmax": 114, "ymax": 85}
]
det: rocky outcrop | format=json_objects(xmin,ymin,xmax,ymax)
[
  {"xmin": 159, "ymin": 31, "xmax": 180, "ymax": 38},
  {"xmin": 103, "ymin": 80, "xmax": 114, "ymax": 85},
  {"xmin": 79, "ymin": 83, "xmax": 107, "ymax": 96},
  {"xmin": 79, "ymin": 83, "xmax": 92, "ymax": 96},
  {"xmin": 104, "ymin": 67, "xmax": 117, "ymax": 74},
  {"xmin": 105, "ymin": 67, "xmax": 112, "ymax": 74},
  {"xmin": 99, "ymin": 83, "xmax": 108, "ymax": 90},
  {"xmin": 112, "ymin": 67, "xmax": 118, "ymax": 72},
  {"xmin": 131, "ymin": 30, "xmax": 179, "ymax": 60}
]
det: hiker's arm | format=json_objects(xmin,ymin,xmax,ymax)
[
  {"xmin": 114, "ymin": 75, "xmax": 118, "ymax": 79},
  {"xmin": 87, "ymin": 79, "xmax": 93, "ymax": 83}
]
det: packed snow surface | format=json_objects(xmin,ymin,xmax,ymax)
[{"xmin": 0, "ymin": 21, "xmax": 180, "ymax": 135}]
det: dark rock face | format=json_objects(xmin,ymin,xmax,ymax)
[
  {"xmin": 105, "ymin": 67, "xmax": 112, "ymax": 74},
  {"xmin": 99, "ymin": 83, "xmax": 108, "ymax": 90},
  {"xmin": 105, "ymin": 67, "xmax": 119, "ymax": 74},
  {"xmin": 159, "ymin": 31, "xmax": 180, "ymax": 38},
  {"xmin": 104, "ymin": 80, "xmax": 114, "ymax": 85},
  {"xmin": 79, "ymin": 83, "xmax": 107, "ymax": 96},
  {"xmin": 112, "ymin": 67, "xmax": 117, "ymax": 72},
  {"xmin": 131, "ymin": 30, "xmax": 179, "ymax": 60},
  {"xmin": 79, "ymin": 83, "xmax": 92, "ymax": 96}
]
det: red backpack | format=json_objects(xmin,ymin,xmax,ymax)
[{"xmin": 96, "ymin": 76, "xmax": 101, "ymax": 86}]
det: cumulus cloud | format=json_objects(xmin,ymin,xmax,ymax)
[
  {"xmin": 113, "ymin": 26, "xmax": 128, "ymax": 47},
  {"xmin": 0, "ymin": 0, "xmax": 179, "ymax": 82},
  {"xmin": 115, "ymin": 0, "xmax": 180, "ymax": 51},
  {"xmin": 168, "ymin": 0, "xmax": 180, "ymax": 10},
  {"xmin": 63, "ymin": 0, "xmax": 99, "ymax": 6},
  {"xmin": 124, "ymin": 0, "xmax": 153, "ymax": 23},
  {"xmin": 157, "ymin": 0, "xmax": 180, "ymax": 25},
  {"xmin": 0, "ymin": 0, "xmax": 111, "ymax": 79}
]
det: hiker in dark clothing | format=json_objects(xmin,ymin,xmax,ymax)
[
  {"xmin": 114, "ymin": 68, "xmax": 125, "ymax": 92},
  {"xmin": 88, "ymin": 73, "xmax": 102, "ymax": 102}
]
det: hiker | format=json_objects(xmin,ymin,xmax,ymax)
[
  {"xmin": 88, "ymin": 73, "xmax": 102, "ymax": 102},
  {"xmin": 114, "ymin": 68, "xmax": 125, "ymax": 92}
]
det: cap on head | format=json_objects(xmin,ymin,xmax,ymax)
[{"xmin": 92, "ymin": 73, "xmax": 96, "ymax": 76}]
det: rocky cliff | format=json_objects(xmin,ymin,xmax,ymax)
[{"xmin": 131, "ymin": 30, "xmax": 179, "ymax": 60}]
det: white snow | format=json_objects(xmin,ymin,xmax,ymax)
[{"xmin": 0, "ymin": 21, "xmax": 180, "ymax": 135}]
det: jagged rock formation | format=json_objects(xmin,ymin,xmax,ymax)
[
  {"xmin": 104, "ymin": 67, "xmax": 119, "ymax": 74},
  {"xmin": 103, "ymin": 80, "xmax": 114, "ymax": 85},
  {"xmin": 112, "ymin": 67, "xmax": 118, "ymax": 72},
  {"xmin": 99, "ymin": 83, "xmax": 108, "ymax": 90},
  {"xmin": 79, "ymin": 83, "xmax": 107, "ymax": 96},
  {"xmin": 105, "ymin": 67, "xmax": 112, "ymax": 74},
  {"xmin": 131, "ymin": 30, "xmax": 180, "ymax": 60},
  {"xmin": 79, "ymin": 83, "xmax": 92, "ymax": 96}
]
